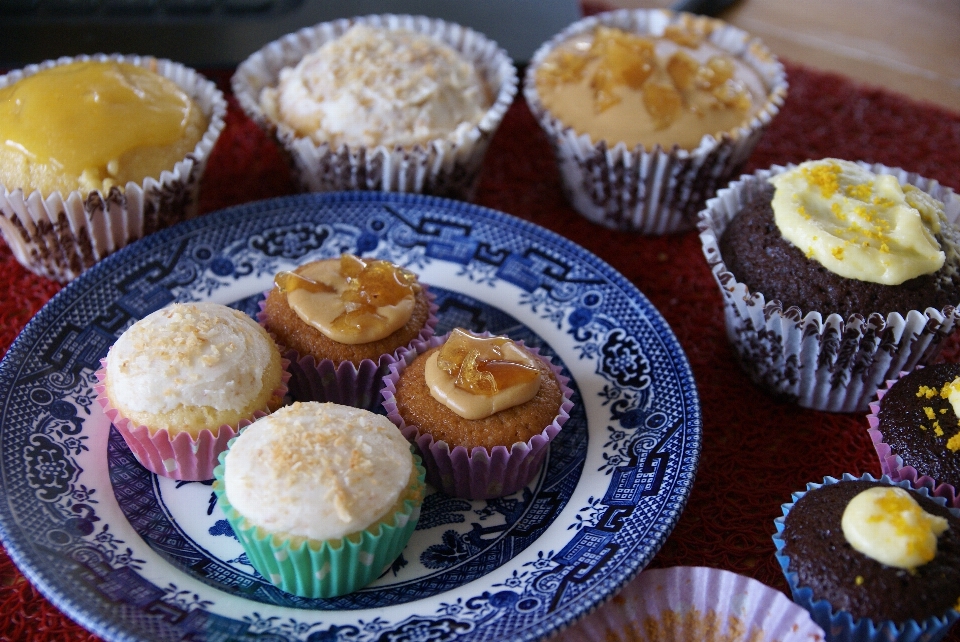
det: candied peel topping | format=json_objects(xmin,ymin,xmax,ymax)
[
  {"xmin": 436, "ymin": 328, "xmax": 539, "ymax": 396},
  {"xmin": 865, "ymin": 488, "xmax": 947, "ymax": 564},
  {"xmin": 914, "ymin": 380, "xmax": 960, "ymax": 451}
]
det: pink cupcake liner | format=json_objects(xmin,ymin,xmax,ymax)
[
  {"xmin": 94, "ymin": 359, "xmax": 291, "ymax": 481},
  {"xmin": 866, "ymin": 367, "xmax": 960, "ymax": 509},
  {"xmin": 381, "ymin": 333, "xmax": 574, "ymax": 500},
  {"xmin": 258, "ymin": 286, "xmax": 438, "ymax": 411}
]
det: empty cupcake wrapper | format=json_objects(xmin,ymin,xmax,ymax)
[
  {"xmin": 381, "ymin": 333, "xmax": 574, "ymax": 500},
  {"xmin": 773, "ymin": 473, "xmax": 960, "ymax": 642},
  {"xmin": 232, "ymin": 14, "xmax": 518, "ymax": 200},
  {"xmin": 0, "ymin": 53, "xmax": 227, "ymax": 283},
  {"xmin": 698, "ymin": 162, "xmax": 960, "ymax": 413},
  {"xmin": 524, "ymin": 9, "xmax": 787, "ymax": 234}
]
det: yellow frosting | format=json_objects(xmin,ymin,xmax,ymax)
[
  {"xmin": 0, "ymin": 60, "xmax": 207, "ymax": 196},
  {"xmin": 841, "ymin": 486, "xmax": 948, "ymax": 570},
  {"xmin": 770, "ymin": 159, "xmax": 947, "ymax": 285}
]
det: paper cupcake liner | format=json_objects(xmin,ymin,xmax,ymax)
[
  {"xmin": 523, "ymin": 9, "xmax": 787, "ymax": 234},
  {"xmin": 232, "ymin": 14, "xmax": 518, "ymax": 201},
  {"xmin": 258, "ymin": 286, "xmax": 438, "ymax": 411},
  {"xmin": 555, "ymin": 566, "xmax": 825, "ymax": 642},
  {"xmin": 381, "ymin": 333, "xmax": 574, "ymax": 499},
  {"xmin": 93, "ymin": 358, "xmax": 290, "ymax": 481},
  {"xmin": 773, "ymin": 473, "xmax": 960, "ymax": 642},
  {"xmin": 0, "ymin": 54, "xmax": 227, "ymax": 283},
  {"xmin": 698, "ymin": 162, "xmax": 960, "ymax": 412},
  {"xmin": 866, "ymin": 368, "xmax": 960, "ymax": 509},
  {"xmin": 213, "ymin": 445, "xmax": 425, "ymax": 598}
]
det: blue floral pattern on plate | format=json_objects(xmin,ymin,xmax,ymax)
[{"xmin": 0, "ymin": 192, "xmax": 701, "ymax": 641}]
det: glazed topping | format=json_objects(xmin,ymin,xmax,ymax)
[
  {"xmin": 770, "ymin": 159, "xmax": 947, "ymax": 285},
  {"xmin": 915, "ymin": 378, "xmax": 960, "ymax": 452},
  {"xmin": 841, "ymin": 486, "xmax": 948, "ymax": 570},
  {"xmin": 424, "ymin": 328, "xmax": 541, "ymax": 420},
  {"xmin": 0, "ymin": 60, "xmax": 207, "ymax": 195},
  {"xmin": 223, "ymin": 402, "xmax": 413, "ymax": 541},
  {"xmin": 106, "ymin": 302, "xmax": 276, "ymax": 414},
  {"xmin": 260, "ymin": 24, "xmax": 490, "ymax": 149},
  {"xmin": 535, "ymin": 18, "xmax": 767, "ymax": 149},
  {"xmin": 276, "ymin": 254, "xmax": 420, "ymax": 345}
]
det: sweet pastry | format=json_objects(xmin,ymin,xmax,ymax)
[
  {"xmin": 382, "ymin": 329, "xmax": 574, "ymax": 499},
  {"xmin": 213, "ymin": 401, "xmax": 425, "ymax": 598},
  {"xmin": 0, "ymin": 54, "xmax": 226, "ymax": 282},
  {"xmin": 96, "ymin": 301, "xmax": 287, "ymax": 481},
  {"xmin": 524, "ymin": 9, "xmax": 787, "ymax": 233},
  {"xmin": 698, "ymin": 159, "xmax": 960, "ymax": 412},
  {"xmin": 232, "ymin": 14, "xmax": 517, "ymax": 198}
]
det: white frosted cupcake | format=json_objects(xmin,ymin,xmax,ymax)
[{"xmin": 232, "ymin": 14, "xmax": 517, "ymax": 199}]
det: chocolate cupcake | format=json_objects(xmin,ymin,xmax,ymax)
[{"xmin": 699, "ymin": 159, "xmax": 960, "ymax": 412}]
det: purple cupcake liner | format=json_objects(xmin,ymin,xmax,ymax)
[
  {"xmin": 381, "ymin": 333, "xmax": 574, "ymax": 499},
  {"xmin": 866, "ymin": 368, "xmax": 960, "ymax": 509},
  {"xmin": 772, "ymin": 473, "xmax": 960, "ymax": 642},
  {"xmin": 258, "ymin": 285, "xmax": 438, "ymax": 411}
]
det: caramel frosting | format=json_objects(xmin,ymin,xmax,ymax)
[
  {"xmin": 275, "ymin": 254, "xmax": 420, "ymax": 345},
  {"xmin": 425, "ymin": 329, "xmax": 541, "ymax": 420},
  {"xmin": 223, "ymin": 401, "xmax": 413, "ymax": 541},
  {"xmin": 0, "ymin": 60, "xmax": 208, "ymax": 196}
]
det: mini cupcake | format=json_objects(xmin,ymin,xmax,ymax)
[
  {"xmin": 773, "ymin": 473, "xmax": 960, "ymax": 642},
  {"xmin": 232, "ymin": 15, "xmax": 517, "ymax": 200},
  {"xmin": 867, "ymin": 365, "xmax": 960, "ymax": 509},
  {"xmin": 381, "ymin": 328, "xmax": 574, "ymax": 499},
  {"xmin": 699, "ymin": 159, "xmax": 960, "ymax": 412},
  {"xmin": 213, "ymin": 401, "xmax": 425, "ymax": 598},
  {"xmin": 524, "ymin": 9, "xmax": 787, "ymax": 233},
  {"xmin": 0, "ymin": 54, "xmax": 227, "ymax": 283},
  {"xmin": 555, "ymin": 566, "xmax": 825, "ymax": 642},
  {"xmin": 95, "ymin": 302, "xmax": 289, "ymax": 481},
  {"xmin": 259, "ymin": 253, "xmax": 437, "ymax": 410}
]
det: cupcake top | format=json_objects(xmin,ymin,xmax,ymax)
[
  {"xmin": 0, "ymin": 60, "xmax": 208, "ymax": 196},
  {"xmin": 222, "ymin": 401, "xmax": 414, "ymax": 541},
  {"xmin": 105, "ymin": 302, "xmax": 281, "ymax": 431},
  {"xmin": 534, "ymin": 16, "xmax": 768, "ymax": 150},
  {"xmin": 259, "ymin": 24, "xmax": 490, "ymax": 149}
]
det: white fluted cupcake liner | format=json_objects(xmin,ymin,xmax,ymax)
[
  {"xmin": 0, "ymin": 54, "xmax": 227, "ymax": 283},
  {"xmin": 231, "ymin": 14, "xmax": 518, "ymax": 200},
  {"xmin": 698, "ymin": 162, "xmax": 960, "ymax": 412},
  {"xmin": 524, "ymin": 9, "xmax": 787, "ymax": 233}
]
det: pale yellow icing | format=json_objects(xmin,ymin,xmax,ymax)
[{"xmin": 770, "ymin": 159, "xmax": 947, "ymax": 285}]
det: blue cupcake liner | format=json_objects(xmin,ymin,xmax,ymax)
[{"xmin": 772, "ymin": 473, "xmax": 960, "ymax": 642}]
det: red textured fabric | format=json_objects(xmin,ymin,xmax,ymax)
[{"xmin": 1, "ymin": 61, "xmax": 959, "ymax": 640}]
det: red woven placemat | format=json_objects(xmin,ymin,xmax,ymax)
[{"xmin": 1, "ymin": 61, "xmax": 959, "ymax": 641}]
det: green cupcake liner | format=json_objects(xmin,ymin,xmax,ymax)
[{"xmin": 213, "ymin": 444, "xmax": 425, "ymax": 598}]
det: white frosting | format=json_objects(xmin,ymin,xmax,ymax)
[
  {"xmin": 106, "ymin": 302, "xmax": 276, "ymax": 415},
  {"xmin": 261, "ymin": 24, "xmax": 489, "ymax": 148},
  {"xmin": 223, "ymin": 402, "xmax": 413, "ymax": 541}
]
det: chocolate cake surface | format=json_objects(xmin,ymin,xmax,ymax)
[
  {"xmin": 782, "ymin": 480, "xmax": 960, "ymax": 623},
  {"xmin": 878, "ymin": 364, "xmax": 960, "ymax": 489},
  {"xmin": 718, "ymin": 181, "xmax": 960, "ymax": 319}
]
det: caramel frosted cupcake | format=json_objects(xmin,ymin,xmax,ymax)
[
  {"xmin": 232, "ymin": 15, "xmax": 517, "ymax": 200},
  {"xmin": 699, "ymin": 159, "xmax": 960, "ymax": 412},
  {"xmin": 0, "ymin": 55, "xmax": 226, "ymax": 282},
  {"xmin": 525, "ymin": 10, "xmax": 786, "ymax": 233},
  {"xmin": 260, "ymin": 253, "xmax": 437, "ymax": 410},
  {"xmin": 95, "ymin": 302, "xmax": 289, "ymax": 481},
  {"xmin": 382, "ymin": 329, "xmax": 574, "ymax": 499}
]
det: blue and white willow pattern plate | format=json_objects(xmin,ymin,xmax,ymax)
[{"xmin": 0, "ymin": 192, "xmax": 701, "ymax": 641}]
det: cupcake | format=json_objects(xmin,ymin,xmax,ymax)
[
  {"xmin": 868, "ymin": 365, "xmax": 960, "ymax": 508},
  {"xmin": 259, "ymin": 253, "xmax": 437, "ymax": 410},
  {"xmin": 381, "ymin": 328, "xmax": 574, "ymax": 499},
  {"xmin": 0, "ymin": 55, "xmax": 227, "ymax": 283},
  {"xmin": 95, "ymin": 302, "xmax": 289, "ymax": 481},
  {"xmin": 773, "ymin": 474, "xmax": 960, "ymax": 642},
  {"xmin": 213, "ymin": 401, "xmax": 426, "ymax": 598},
  {"xmin": 232, "ymin": 15, "xmax": 517, "ymax": 200},
  {"xmin": 699, "ymin": 159, "xmax": 960, "ymax": 412},
  {"xmin": 524, "ymin": 9, "xmax": 787, "ymax": 233}
]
